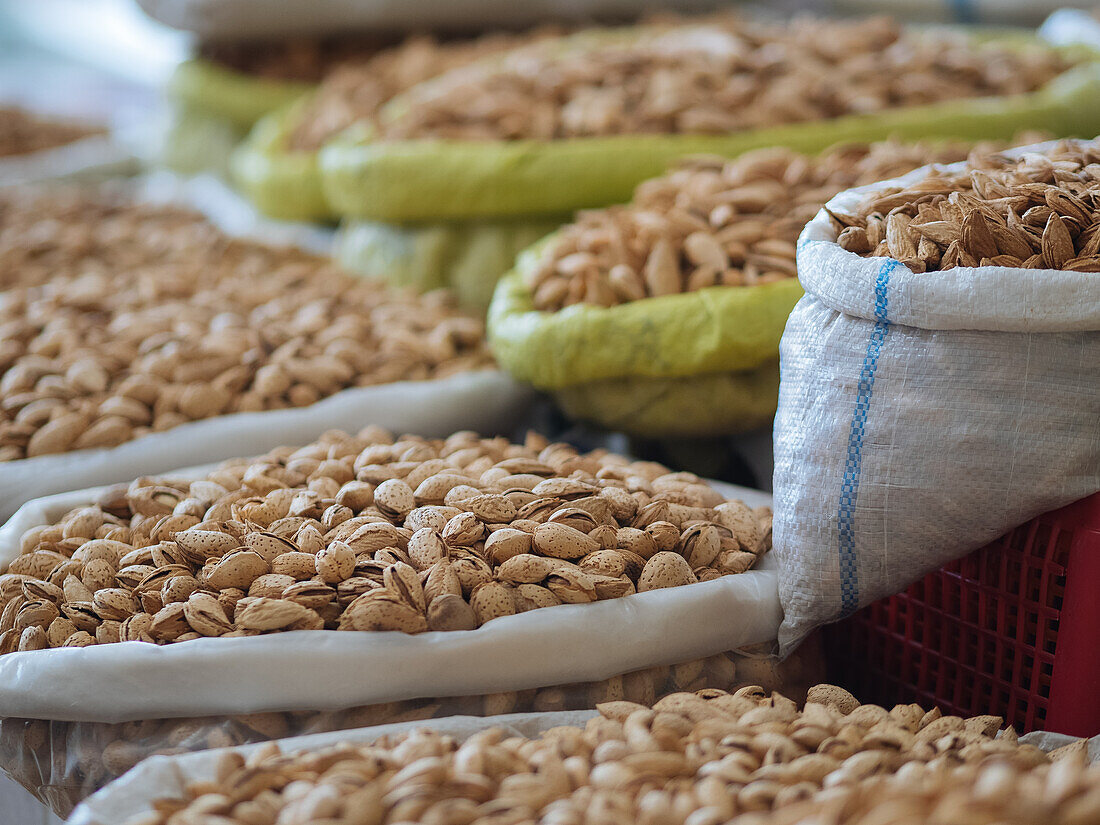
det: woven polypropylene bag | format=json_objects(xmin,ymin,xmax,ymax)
[{"xmin": 772, "ymin": 147, "xmax": 1100, "ymax": 656}]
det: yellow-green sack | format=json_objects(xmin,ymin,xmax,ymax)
[
  {"xmin": 168, "ymin": 58, "xmax": 313, "ymax": 131},
  {"xmin": 336, "ymin": 218, "xmax": 562, "ymax": 313},
  {"xmin": 487, "ymin": 240, "xmax": 805, "ymax": 436},
  {"xmin": 230, "ymin": 101, "xmax": 332, "ymax": 222},
  {"xmin": 320, "ymin": 53, "xmax": 1100, "ymax": 222},
  {"xmin": 556, "ymin": 365, "xmax": 781, "ymax": 438}
]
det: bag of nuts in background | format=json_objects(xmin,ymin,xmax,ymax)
[
  {"xmin": 0, "ymin": 179, "xmax": 529, "ymax": 520},
  {"xmin": 486, "ymin": 135, "xmax": 1043, "ymax": 437},
  {"xmin": 66, "ymin": 685, "xmax": 1099, "ymax": 825},
  {"xmin": 318, "ymin": 17, "xmax": 1100, "ymax": 223},
  {"xmin": 0, "ymin": 427, "xmax": 805, "ymax": 815},
  {"xmin": 233, "ymin": 26, "xmax": 567, "ymax": 222},
  {"xmin": 773, "ymin": 138, "xmax": 1100, "ymax": 656},
  {"xmin": 334, "ymin": 217, "xmax": 562, "ymax": 313},
  {"xmin": 0, "ymin": 106, "xmax": 136, "ymax": 187}
]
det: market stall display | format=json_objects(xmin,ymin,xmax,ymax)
[
  {"xmin": 319, "ymin": 17, "xmax": 1100, "ymax": 223},
  {"xmin": 774, "ymin": 138, "xmax": 1100, "ymax": 655},
  {"xmin": 0, "ymin": 429, "xmax": 796, "ymax": 814},
  {"xmin": 233, "ymin": 27, "xmax": 565, "ymax": 221},
  {"xmin": 0, "ymin": 107, "xmax": 136, "ymax": 187},
  {"xmin": 487, "ymin": 136, "xmax": 1039, "ymax": 437},
  {"xmin": 4, "ymin": 5, "xmax": 1100, "ymax": 822},
  {"xmin": 72, "ymin": 683, "xmax": 1096, "ymax": 825},
  {"xmin": 0, "ymin": 185, "xmax": 527, "ymax": 519}
]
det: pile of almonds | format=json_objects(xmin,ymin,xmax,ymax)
[
  {"xmin": 0, "ymin": 190, "xmax": 491, "ymax": 460},
  {"xmin": 2, "ymin": 646, "xmax": 814, "ymax": 811},
  {"xmin": 0, "ymin": 107, "xmax": 103, "ymax": 158},
  {"xmin": 831, "ymin": 138, "xmax": 1100, "ymax": 272},
  {"xmin": 0, "ymin": 428, "xmax": 768, "ymax": 652},
  {"xmin": 125, "ymin": 683, "xmax": 1094, "ymax": 825},
  {"xmin": 288, "ymin": 28, "xmax": 566, "ymax": 151},
  {"xmin": 376, "ymin": 17, "xmax": 1068, "ymax": 141},
  {"xmin": 528, "ymin": 136, "xmax": 1045, "ymax": 310}
]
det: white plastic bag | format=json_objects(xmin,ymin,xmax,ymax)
[
  {"xmin": 0, "ymin": 134, "xmax": 136, "ymax": 187},
  {"xmin": 67, "ymin": 711, "xmax": 598, "ymax": 825},
  {"xmin": 66, "ymin": 710, "xmax": 1100, "ymax": 825},
  {"xmin": 0, "ymin": 477, "xmax": 787, "ymax": 814},
  {"xmin": 1040, "ymin": 8, "xmax": 1100, "ymax": 50},
  {"xmin": 0, "ymin": 174, "xmax": 529, "ymax": 521},
  {"xmin": 773, "ymin": 144, "xmax": 1100, "ymax": 656},
  {"xmin": 0, "ymin": 478, "xmax": 777, "ymax": 723}
]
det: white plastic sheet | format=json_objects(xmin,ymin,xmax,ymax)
[
  {"xmin": 0, "ymin": 135, "xmax": 136, "ymax": 188},
  {"xmin": 0, "ymin": 478, "xmax": 776, "ymax": 723},
  {"xmin": 67, "ymin": 711, "xmax": 598, "ymax": 825},
  {"xmin": 773, "ymin": 140, "xmax": 1100, "ymax": 656}
]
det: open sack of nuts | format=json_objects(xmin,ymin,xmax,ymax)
[
  {"xmin": 68, "ymin": 684, "xmax": 1100, "ymax": 825},
  {"xmin": 0, "ymin": 106, "xmax": 136, "ymax": 186},
  {"xmin": 233, "ymin": 26, "xmax": 566, "ymax": 222},
  {"xmin": 316, "ymin": 17, "xmax": 1100, "ymax": 223},
  {"xmin": 0, "ymin": 428, "xmax": 793, "ymax": 815},
  {"xmin": 773, "ymin": 138, "xmax": 1100, "ymax": 657},
  {"xmin": 0, "ymin": 180, "xmax": 529, "ymax": 521},
  {"xmin": 486, "ymin": 136, "xmax": 1042, "ymax": 437}
]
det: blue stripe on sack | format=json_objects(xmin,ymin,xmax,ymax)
[{"xmin": 836, "ymin": 259, "xmax": 899, "ymax": 615}]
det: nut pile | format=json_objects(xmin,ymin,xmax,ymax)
[
  {"xmin": 376, "ymin": 17, "xmax": 1068, "ymax": 141},
  {"xmin": 2, "ymin": 646, "xmax": 812, "ymax": 811},
  {"xmin": 0, "ymin": 428, "xmax": 769, "ymax": 651},
  {"xmin": 0, "ymin": 190, "xmax": 491, "ymax": 460},
  {"xmin": 831, "ymin": 138, "xmax": 1100, "ymax": 273},
  {"xmin": 126, "ymin": 683, "xmax": 1092, "ymax": 825},
  {"xmin": 528, "ymin": 136, "xmax": 1044, "ymax": 310},
  {"xmin": 287, "ymin": 27, "xmax": 565, "ymax": 151},
  {"xmin": 0, "ymin": 107, "xmax": 103, "ymax": 158}
]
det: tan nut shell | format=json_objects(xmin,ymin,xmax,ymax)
[{"xmin": 638, "ymin": 552, "xmax": 697, "ymax": 592}]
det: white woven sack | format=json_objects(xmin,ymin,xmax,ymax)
[{"xmin": 773, "ymin": 142, "xmax": 1100, "ymax": 656}]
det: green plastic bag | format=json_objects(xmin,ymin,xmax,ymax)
[
  {"xmin": 487, "ymin": 239, "xmax": 805, "ymax": 435},
  {"xmin": 320, "ymin": 56, "xmax": 1100, "ymax": 222},
  {"xmin": 336, "ymin": 218, "xmax": 562, "ymax": 312},
  {"xmin": 154, "ymin": 104, "xmax": 244, "ymax": 177},
  {"xmin": 160, "ymin": 59, "xmax": 314, "ymax": 178},
  {"xmin": 555, "ymin": 364, "xmax": 781, "ymax": 438},
  {"xmin": 230, "ymin": 101, "xmax": 333, "ymax": 222},
  {"xmin": 168, "ymin": 59, "xmax": 313, "ymax": 131}
]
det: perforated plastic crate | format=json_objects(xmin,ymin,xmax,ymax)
[{"xmin": 824, "ymin": 491, "xmax": 1100, "ymax": 736}]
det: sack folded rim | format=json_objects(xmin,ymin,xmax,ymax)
[
  {"xmin": 798, "ymin": 138, "xmax": 1100, "ymax": 332},
  {"xmin": 487, "ymin": 236, "xmax": 805, "ymax": 388}
]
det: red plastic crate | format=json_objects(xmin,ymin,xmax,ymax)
[{"xmin": 824, "ymin": 491, "xmax": 1100, "ymax": 736}]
